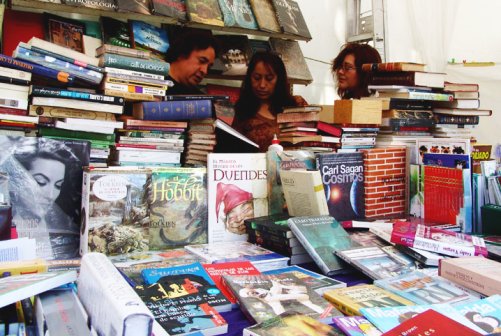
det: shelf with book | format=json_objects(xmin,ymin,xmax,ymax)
[
  {"xmin": 204, "ymin": 73, "xmax": 312, "ymax": 86},
  {"xmin": 9, "ymin": 0, "xmax": 312, "ymax": 42}
]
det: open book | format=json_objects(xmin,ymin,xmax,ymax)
[{"xmin": 214, "ymin": 119, "xmax": 259, "ymax": 153}]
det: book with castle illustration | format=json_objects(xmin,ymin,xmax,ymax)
[{"xmin": 0, "ymin": 136, "xmax": 89, "ymax": 260}]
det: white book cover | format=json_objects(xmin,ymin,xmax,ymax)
[
  {"xmin": 77, "ymin": 252, "xmax": 153, "ymax": 336},
  {"xmin": 28, "ymin": 37, "xmax": 99, "ymax": 67},
  {"xmin": 62, "ymin": 117, "xmax": 123, "ymax": 129},
  {"xmin": 0, "ymin": 66, "xmax": 32, "ymax": 81},
  {"xmin": 31, "ymin": 97, "xmax": 123, "ymax": 114},
  {"xmin": 207, "ymin": 153, "xmax": 268, "ymax": 243},
  {"xmin": 55, "ymin": 120, "xmax": 115, "ymax": 134}
]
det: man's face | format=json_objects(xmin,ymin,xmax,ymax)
[
  {"xmin": 225, "ymin": 201, "xmax": 254, "ymax": 235},
  {"xmin": 172, "ymin": 47, "xmax": 216, "ymax": 87}
]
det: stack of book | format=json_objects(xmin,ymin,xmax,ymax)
[
  {"xmin": 97, "ymin": 44, "xmax": 170, "ymax": 102},
  {"xmin": 184, "ymin": 119, "xmax": 217, "ymax": 166},
  {"xmin": 432, "ymin": 81, "xmax": 492, "ymax": 140}
]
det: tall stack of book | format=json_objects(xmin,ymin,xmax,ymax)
[
  {"xmin": 432, "ymin": 81, "xmax": 492, "ymax": 140},
  {"xmin": 97, "ymin": 44, "xmax": 169, "ymax": 102},
  {"xmin": 361, "ymin": 62, "xmax": 449, "ymax": 142}
]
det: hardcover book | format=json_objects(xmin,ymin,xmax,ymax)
[
  {"xmin": 323, "ymin": 284, "xmax": 414, "ymax": 316},
  {"xmin": 129, "ymin": 20, "xmax": 169, "ymax": 60},
  {"xmin": 77, "ymin": 253, "xmax": 154, "ymax": 336},
  {"xmin": 184, "ymin": 241, "xmax": 289, "ymax": 272},
  {"xmin": 140, "ymin": 261, "xmax": 232, "ymax": 312},
  {"xmin": 64, "ymin": 0, "xmax": 117, "ymax": 10},
  {"xmin": 332, "ymin": 315, "xmax": 382, "ymax": 336},
  {"xmin": 244, "ymin": 311, "xmax": 344, "ymax": 336},
  {"xmin": 374, "ymin": 271, "xmax": 480, "ymax": 306},
  {"xmin": 271, "ymin": 0, "xmax": 311, "ymax": 39},
  {"xmin": 214, "ymin": 34, "xmax": 251, "ymax": 76},
  {"xmin": 248, "ymin": 0, "xmax": 281, "ymax": 32},
  {"xmin": 269, "ymin": 38, "xmax": 312, "ymax": 82},
  {"xmin": 150, "ymin": 0, "xmax": 187, "ymax": 20},
  {"xmin": 100, "ymin": 16, "xmax": 132, "ymax": 48},
  {"xmin": 79, "ymin": 167, "xmax": 151, "ymax": 256},
  {"xmin": 0, "ymin": 136, "xmax": 89, "ymax": 260},
  {"xmin": 362, "ymin": 62, "xmax": 425, "ymax": 72},
  {"xmin": 148, "ymin": 168, "xmax": 208, "ymax": 250},
  {"xmin": 116, "ymin": 0, "xmax": 150, "ymax": 14},
  {"xmin": 287, "ymin": 216, "xmax": 359, "ymax": 276},
  {"xmin": 217, "ymin": 0, "xmax": 258, "ymax": 29},
  {"xmin": 133, "ymin": 100, "xmax": 212, "ymax": 120},
  {"xmin": 454, "ymin": 295, "xmax": 501, "ymax": 335},
  {"xmin": 207, "ymin": 153, "xmax": 268, "ymax": 243},
  {"xmin": 223, "ymin": 273, "xmax": 342, "ymax": 324},
  {"xmin": 186, "ymin": 0, "xmax": 225, "ymax": 26},
  {"xmin": 369, "ymin": 71, "xmax": 446, "ymax": 89},
  {"xmin": 99, "ymin": 53, "xmax": 169, "ymax": 76},
  {"xmin": 44, "ymin": 13, "xmax": 86, "ymax": 54},
  {"xmin": 244, "ymin": 213, "xmax": 293, "ymax": 238},
  {"xmin": 316, "ymin": 152, "xmax": 365, "ymax": 221}
]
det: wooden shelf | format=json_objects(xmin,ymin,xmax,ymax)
[
  {"xmin": 10, "ymin": 0, "xmax": 312, "ymax": 42},
  {"xmin": 205, "ymin": 74, "xmax": 312, "ymax": 86}
]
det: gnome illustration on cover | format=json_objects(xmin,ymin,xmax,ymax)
[{"xmin": 215, "ymin": 182, "xmax": 254, "ymax": 235}]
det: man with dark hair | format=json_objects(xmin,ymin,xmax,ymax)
[{"xmin": 166, "ymin": 30, "xmax": 219, "ymax": 94}]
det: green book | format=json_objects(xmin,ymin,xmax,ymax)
[
  {"xmin": 38, "ymin": 127, "xmax": 116, "ymax": 142},
  {"xmin": 98, "ymin": 53, "xmax": 169, "ymax": 76}
]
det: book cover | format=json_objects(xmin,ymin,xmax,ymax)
[
  {"xmin": 150, "ymin": 0, "xmax": 187, "ymax": 20},
  {"xmin": 203, "ymin": 261, "xmax": 260, "ymax": 305},
  {"xmin": 267, "ymin": 150, "xmax": 315, "ymax": 215},
  {"xmin": 332, "ymin": 315, "xmax": 382, "ymax": 336},
  {"xmin": 223, "ymin": 273, "xmax": 341, "ymax": 324},
  {"xmin": 185, "ymin": 241, "xmax": 289, "ymax": 272},
  {"xmin": 269, "ymin": 38, "xmax": 312, "ymax": 82},
  {"xmin": 140, "ymin": 261, "xmax": 232, "ymax": 312},
  {"xmin": 100, "ymin": 16, "xmax": 132, "ymax": 48},
  {"xmin": 271, "ymin": 0, "xmax": 311, "ymax": 39},
  {"xmin": 44, "ymin": 13, "xmax": 86, "ymax": 54},
  {"xmin": 287, "ymin": 216, "xmax": 359, "ymax": 276},
  {"xmin": 374, "ymin": 271, "xmax": 480, "ymax": 306},
  {"xmin": 148, "ymin": 168, "xmax": 208, "ymax": 250},
  {"xmin": 129, "ymin": 20, "xmax": 169, "ymax": 59},
  {"xmin": 217, "ymin": 0, "xmax": 258, "ymax": 29},
  {"xmin": 0, "ymin": 136, "xmax": 89, "ymax": 260},
  {"xmin": 99, "ymin": 53, "xmax": 169, "ymax": 76},
  {"xmin": 0, "ymin": 54, "xmax": 73, "ymax": 85},
  {"xmin": 77, "ymin": 253, "xmax": 154, "ymax": 336},
  {"xmin": 2, "ymin": 9, "xmax": 45, "ymax": 61},
  {"xmin": 79, "ymin": 167, "xmax": 151, "ymax": 256},
  {"xmin": 438, "ymin": 257, "xmax": 501, "ymax": 297},
  {"xmin": 279, "ymin": 170, "xmax": 329, "ymax": 217},
  {"xmin": 0, "ymin": 271, "xmax": 77, "ymax": 309},
  {"xmin": 422, "ymin": 153, "xmax": 471, "ymax": 169},
  {"xmin": 116, "ymin": 0, "xmax": 150, "ymax": 14},
  {"xmin": 244, "ymin": 311, "xmax": 344, "ymax": 336},
  {"xmin": 133, "ymin": 100, "xmax": 212, "ymax": 120},
  {"xmin": 248, "ymin": 0, "xmax": 280, "ymax": 33},
  {"xmin": 382, "ymin": 309, "xmax": 482, "ymax": 336},
  {"xmin": 64, "ymin": 0, "xmax": 117, "ymax": 10},
  {"xmin": 454, "ymin": 295, "xmax": 501, "ymax": 335},
  {"xmin": 244, "ymin": 213, "xmax": 293, "ymax": 238},
  {"xmin": 360, "ymin": 303, "xmax": 486, "ymax": 334},
  {"xmin": 186, "ymin": 0, "xmax": 225, "ymax": 26},
  {"xmin": 432, "ymin": 107, "xmax": 492, "ymax": 116},
  {"xmin": 263, "ymin": 265, "xmax": 346, "ymax": 296},
  {"xmin": 316, "ymin": 152, "xmax": 365, "ymax": 221},
  {"xmin": 323, "ymin": 284, "xmax": 414, "ymax": 316},
  {"xmin": 207, "ymin": 153, "xmax": 267, "ymax": 243},
  {"xmin": 214, "ymin": 34, "xmax": 251, "ymax": 76}
]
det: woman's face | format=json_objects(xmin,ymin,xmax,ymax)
[
  {"xmin": 336, "ymin": 53, "xmax": 359, "ymax": 92},
  {"xmin": 29, "ymin": 157, "xmax": 65, "ymax": 207},
  {"xmin": 251, "ymin": 61, "xmax": 278, "ymax": 102}
]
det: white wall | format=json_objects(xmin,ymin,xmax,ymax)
[{"xmin": 296, "ymin": 0, "xmax": 501, "ymax": 148}]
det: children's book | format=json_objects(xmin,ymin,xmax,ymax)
[
  {"xmin": 140, "ymin": 262, "xmax": 232, "ymax": 312},
  {"xmin": 184, "ymin": 241, "xmax": 289, "ymax": 272},
  {"xmin": 374, "ymin": 271, "xmax": 480, "ymax": 306},
  {"xmin": 332, "ymin": 315, "xmax": 382, "ymax": 336},
  {"xmin": 323, "ymin": 284, "xmax": 414, "ymax": 316},
  {"xmin": 223, "ymin": 273, "xmax": 342, "ymax": 324},
  {"xmin": 454, "ymin": 295, "xmax": 501, "ymax": 335}
]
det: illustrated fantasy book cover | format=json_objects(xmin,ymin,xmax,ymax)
[
  {"xmin": 0, "ymin": 136, "xmax": 90, "ymax": 260},
  {"xmin": 129, "ymin": 20, "xmax": 169, "ymax": 60},
  {"xmin": 374, "ymin": 271, "xmax": 480, "ymax": 306},
  {"xmin": 100, "ymin": 16, "xmax": 132, "ymax": 48},
  {"xmin": 269, "ymin": 38, "xmax": 312, "ymax": 82},
  {"xmin": 223, "ymin": 273, "xmax": 342, "ymax": 324},
  {"xmin": 150, "ymin": 0, "xmax": 187, "ymax": 20},
  {"xmin": 323, "ymin": 284, "xmax": 414, "ymax": 316},
  {"xmin": 140, "ymin": 262, "xmax": 232, "ymax": 312},
  {"xmin": 332, "ymin": 315, "xmax": 382, "ymax": 336},
  {"xmin": 44, "ymin": 13, "xmax": 86, "ymax": 54},
  {"xmin": 217, "ymin": 0, "xmax": 258, "ymax": 29},
  {"xmin": 207, "ymin": 153, "xmax": 268, "ymax": 243},
  {"xmin": 148, "ymin": 168, "xmax": 207, "ymax": 250},
  {"xmin": 316, "ymin": 152, "xmax": 365, "ymax": 222},
  {"xmin": 271, "ymin": 0, "xmax": 311, "ymax": 39},
  {"xmin": 79, "ymin": 167, "xmax": 151, "ymax": 256},
  {"xmin": 287, "ymin": 216, "xmax": 359, "ymax": 276},
  {"xmin": 186, "ymin": 0, "xmax": 224, "ymax": 26},
  {"xmin": 248, "ymin": 0, "xmax": 281, "ymax": 33}
]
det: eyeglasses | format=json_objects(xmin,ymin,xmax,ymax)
[{"xmin": 337, "ymin": 63, "xmax": 357, "ymax": 72}]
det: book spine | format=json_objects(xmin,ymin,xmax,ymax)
[
  {"xmin": 277, "ymin": 111, "xmax": 320, "ymax": 123},
  {"xmin": 30, "ymin": 86, "xmax": 124, "ymax": 105},
  {"xmin": 387, "ymin": 118, "xmax": 435, "ymax": 128},
  {"xmin": 105, "ymin": 75, "xmax": 170, "ymax": 89},
  {"xmin": 96, "ymin": 44, "xmax": 151, "ymax": 59},
  {"xmin": 30, "ymin": 45, "xmax": 104, "ymax": 73},
  {"xmin": 0, "ymin": 54, "xmax": 73, "ymax": 84},
  {"xmin": 29, "ymin": 105, "xmax": 117, "ymax": 121},
  {"xmin": 408, "ymin": 91, "xmax": 453, "ymax": 101},
  {"xmin": 362, "ymin": 62, "xmax": 407, "ymax": 72},
  {"xmin": 438, "ymin": 260, "xmax": 499, "ymax": 296},
  {"xmin": 0, "ymin": 66, "xmax": 32, "ymax": 80},
  {"xmin": 38, "ymin": 126, "xmax": 116, "ymax": 142},
  {"xmin": 14, "ymin": 46, "xmax": 103, "ymax": 84},
  {"xmin": 164, "ymin": 95, "xmax": 230, "ymax": 101},
  {"xmin": 103, "ymin": 89, "xmax": 157, "ymax": 102},
  {"xmin": 104, "ymin": 67, "xmax": 165, "ymax": 80},
  {"xmin": 103, "ymin": 82, "xmax": 166, "ymax": 96},
  {"xmin": 0, "ymin": 106, "xmax": 28, "ymax": 115},
  {"xmin": 388, "ymin": 99, "xmax": 432, "ymax": 110},
  {"xmin": 370, "ymin": 72, "xmax": 415, "ymax": 86},
  {"xmin": 435, "ymin": 115, "xmax": 479, "ymax": 124},
  {"xmin": 0, "ymin": 75, "xmax": 30, "ymax": 86},
  {"xmin": 288, "ymin": 223, "xmax": 329, "ymax": 275},
  {"xmin": 101, "ymin": 54, "xmax": 169, "ymax": 76},
  {"xmin": 137, "ymin": 100, "xmax": 212, "ymax": 121}
]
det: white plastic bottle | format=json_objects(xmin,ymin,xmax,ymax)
[{"xmin": 268, "ymin": 134, "xmax": 284, "ymax": 152}]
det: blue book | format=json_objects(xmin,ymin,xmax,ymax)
[
  {"xmin": 140, "ymin": 262, "xmax": 232, "ymax": 312},
  {"xmin": 30, "ymin": 86, "xmax": 124, "ymax": 106},
  {"xmin": 360, "ymin": 303, "xmax": 485, "ymax": 333},
  {"xmin": 218, "ymin": 0, "xmax": 258, "ymax": 29},
  {"xmin": 30, "ymin": 45, "xmax": 103, "ymax": 73},
  {"xmin": 14, "ymin": 45, "xmax": 103, "ymax": 85},
  {"xmin": 423, "ymin": 153, "xmax": 471, "ymax": 169},
  {"xmin": 0, "ymin": 53, "xmax": 74, "ymax": 84},
  {"xmin": 454, "ymin": 295, "xmax": 501, "ymax": 335},
  {"xmin": 133, "ymin": 100, "xmax": 212, "ymax": 120},
  {"xmin": 129, "ymin": 20, "xmax": 169, "ymax": 58}
]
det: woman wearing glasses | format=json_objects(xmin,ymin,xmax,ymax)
[{"xmin": 332, "ymin": 43, "xmax": 382, "ymax": 99}]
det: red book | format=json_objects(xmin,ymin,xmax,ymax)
[
  {"xmin": 383, "ymin": 309, "xmax": 481, "ymax": 336},
  {"xmin": 317, "ymin": 121, "xmax": 342, "ymax": 137},
  {"xmin": 0, "ymin": 107, "xmax": 28, "ymax": 116},
  {"xmin": 2, "ymin": 9, "xmax": 44, "ymax": 57}
]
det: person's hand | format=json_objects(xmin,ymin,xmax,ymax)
[{"xmin": 293, "ymin": 95, "xmax": 308, "ymax": 106}]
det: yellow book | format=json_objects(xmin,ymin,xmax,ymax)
[
  {"xmin": 323, "ymin": 284, "xmax": 414, "ymax": 316},
  {"xmin": 0, "ymin": 258, "xmax": 48, "ymax": 277}
]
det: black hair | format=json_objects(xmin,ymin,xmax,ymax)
[{"xmin": 165, "ymin": 30, "xmax": 220, "ymax": 63}]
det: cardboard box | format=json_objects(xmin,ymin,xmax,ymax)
[
  {"xmin": 333, "ymin": 99, "xmax": 383, "ymax": 124},
  {"xmin": 319, "ymin": 105, "xmax": 335, "ymax": 123}
]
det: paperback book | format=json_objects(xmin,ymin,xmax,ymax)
[
  {"xmin": 248, "ymin": 0, "xmax": 281, "ymax": 33},
  {"xmin": 332, "ymin": 315, "xmax": 382, "ymax": 336},
  {"xmin": 454, "ymin": 295, "xmax": 501, "ymax": 335},
  {"xmin": 129, "ymin": 20, "xmax": 169, "ymax": 59},
  {"xmin": 271, "ymin": 0, "xmax": 311, "ymax": 39},
  {"xmin": 217, "ymin": 0, "xmax": 258, "ymax": 29},
  {"xmin": 186, "ymin": 0, "xmax": 224, "ymax": 26}
]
